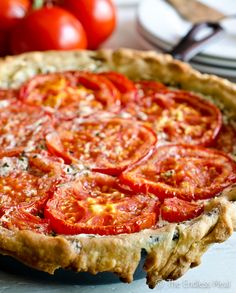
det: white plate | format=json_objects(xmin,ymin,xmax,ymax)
[
  {"xmin": 138, "ymin": 21, "xmax": 236, "ymax": 69},
  {"xmin": 137, "ymin": 27, "xmax": 236, "ymax": 79},
  {"xmin": 114, "ymin": 0, "xmax": 141, "ymax": 6},
  {"xmin": 137, "ymin": 0, "xmax": 236, "ymax": 63}
]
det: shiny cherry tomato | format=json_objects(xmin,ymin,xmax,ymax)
[
  {"xmin": 0, "ymin": 205, "xmax": 51, "ymax": 234},
  {"xmin": 44, "ymin": 172, "xmax": 159, "ymax": 235},
  {"xmin": 0, "ymin": 0, "xmax": 30, "ymax": 31},
  {"xmin": 122, "ymin": 86, "xmax": 222, "ymax": 146},
  {"xmin": 46, "ymin": 118, "xmax": 157, "ymax": 175},
  {"xmin": 10, "ymin": 6, "xmax": 87, "ymax": 55},
  {"xmin": 120, "ymin": 144, "xmax": 236, "ymax": 201},
  {"xmin": 0, "ymin": 100, "xmax": 54, "ymax": 152},
  {"xmin": 213, "ymin": 123, "xmax": 236, "ymax": 154},
  {"xmin": 161, "ymin": 197, "xmax": 204, "ymax": 223},
  {"xmin": 19, "ymin": 71, "xmax": 121, "ymax": 119},
  {"xmin": 61, "ymin": 0, "xmax": 116, "ymax": 49},
  {"xmin": 99, "ymin": 71, "xmax": 137, "ymax": 105},
  {"xmin": 0, "ymin": 152, "xmax": 64, "ymax": 214}
]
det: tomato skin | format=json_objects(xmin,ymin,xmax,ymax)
[
  {"xmin": 168, "ymin": 90, "xmax": 222, "ymax": 146},
  {"xmin": 120, "ymin": 144, "xmax": 236, "ymax": 201},
  {"xmin": 213, "ymin": 124, "xmax": 236, "ymax": 154},
  {"xmin": 161, "ymin": 198, "xmax": 204, "ymax": 223},
  {"xmin": 122, "ymin": 86, "xmax": 222, "ymax": 146},
  {"xmin": 44, "ymin": 172, "xmax": 159, "ymax": 235},
  {"xmin": 135, "ymin": 80, "xmax": 167, "ymax": 97},
  {"xmin": 46, "ymin": 118, "xmax": 157, "ymax": 176},
  {"xmin": 0, "ymin": 205, "xmax": 52, "ymax": 234},
  {"xmin": 0, "ymin": 152, "xmax": 65, "ymax": 214},
  {"xmin": 19, "ymin": 71, "xmax": 121, "ymax": 119},
  {"xmin": 99, "ymin": 71, "xmax": 137, "ymax": 104},
  {"xmin": 73, "ymin": 71, "xmax": 121, "ymax": 112},
  {"xmin": 0, "ymin": 0, "xmax": 30, "ymax": 31},
  {"xmin": 0, "ymin": 89, "xmax": 17, "ymax": 100},
  {"xmin": 61, "ymin": 0, "xmax": 116, "ymax": 49},
  {"xmin": 0, "ymin": 147, "xmax": 25, "ymax": 159},
  {"xmin": 0, "ymin": 100, "xmax": 54, "ymax": 152},
  {"xmin": 10, "ymin": 7, "xmax": 87, "ymax": 55}
]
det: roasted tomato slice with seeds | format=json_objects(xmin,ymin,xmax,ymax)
[
  {"xmin": 0, "ymin": 205, "xmax": 51, "ymax": 234},
  {"xmin": 0, "ymin": 152, "xmax": 64, "ymax": 214},
  {"xmin": 45, "ymin": 172, "xmax": 159, "ymax": 235},
  {"xmin": 19, "ymin": 71, "xmax": 121, "ymax": 119},
  {"xmin": 135, "ymin": 80, "xmax": 167, "ymax": 97},
  {"xmin": 0, "ymin": 100, "xmax": 54, "ymax": 152},
  {"xmin": 213, "ymin": 123, "xmax": 236, "ymax": 154},
  {"xmin": 162, "ymin": 91, "xmax": 222, "ymax": 146},
  {"xmin": 120, "ymin": 144, "xmax": 236, "ymax": 201},
  {"xmin": 0, "ymin": 89, "xmax": 17, "ymax": 101},
  {"xmin": 46, "ymin": 118, "xmax": 157, "ymax": 175},
  {"xmin": 99, "ymin": 71, "xmax": 137, "ymax": 104},
  {"xmin": 161, "ymin": 197, "xmax": 204, "ymax": 223},
  {"xmin": 122, "ymin": 87, "xmax": 222, "ymax": 146}
]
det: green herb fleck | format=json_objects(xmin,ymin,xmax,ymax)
[{"xmin": 161, "ymin": 170, "xmax": 175, "ymax": 178}]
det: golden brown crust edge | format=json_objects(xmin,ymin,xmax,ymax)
[{"xmin": 0, "ymin": 49, "xmax": 236, "ymax": 288}]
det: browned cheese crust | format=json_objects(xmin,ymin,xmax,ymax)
[{"xmin": 0, "ymin": 49, "xmax": 236, "ymax": 288}]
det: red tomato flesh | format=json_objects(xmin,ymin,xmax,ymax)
[
  {"xmin": 19, "ymin": 71, "xmax": 121, "ymax": 119},
  {"xmin": 122, "ymin": 86, "xmax": 222, "ymax": 146},
  {"xmin": 46, "ymin": 118, "xmax": 157, "ymax": 175},
  {"xmin": 0, "ymin": 100, "xmax": 54, "ymax": 152},
  {"xmin": 99, "ymin": 71, "xmax": 137, "ymax": 104},
  {"xmin": 213, "ymin": 123, "xmax": 236, "ymax": 154},
  {"xmin": 120, "ymin": 144, "xmax": 236, "ymax": 201},
  {"xmin": 0, "ymin": 205, "xmax": 51, "ymax": 234},
  {"xmin": 0, "ymin": 152, "xmax": 64, "ymax": 214},
  {"xmin": 45, "ymin": 172, "xmax": 159, "ymax": 235},
  {"xmin": 161, "ymin": 197, "xmax": 204, "ymax": 223}
]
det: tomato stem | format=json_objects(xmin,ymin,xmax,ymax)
[{"xmin": 32, "ymin": 0, "xmax": 44, "ymax": 9}]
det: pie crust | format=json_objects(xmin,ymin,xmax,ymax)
[{"xmin": 0, "ymin": 49, "xmax": 236, "ymax": 288}]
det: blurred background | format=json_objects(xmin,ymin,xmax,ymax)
[
  {"xmin": 107, "ymin": 0, "xmax": 236, "ymax": 81},
  {"xmin": 1, "ymin": 0, "xmax": 236, "ymax": 81}
]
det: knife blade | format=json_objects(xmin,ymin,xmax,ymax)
[{"xmin": 166, "ymin": 0, "xmax": 225, "ymax": 23}]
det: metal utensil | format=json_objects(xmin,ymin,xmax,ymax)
[
  {"xmin": 168, "ymin": 14, "xmax": 236, "ymax": 61},
  {"xmin": 166, "ymin": 0, "xmax": 225, "ymax": 23}
]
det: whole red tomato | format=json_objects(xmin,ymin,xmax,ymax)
[
  {"xmin": 0, "ymin": 0, "xmax": 30, "ymax": 31},
  {"xmin": 61, "ymin": 0, "xmax": 116, "ymax": 49},
  {"xmin": 10, "ymin": 6, "xmax": 87, "ymax": 54}
]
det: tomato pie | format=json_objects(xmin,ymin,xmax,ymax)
[{"xmin": 0, "ymin": 49, "xmax": 236, "ymax": 288}]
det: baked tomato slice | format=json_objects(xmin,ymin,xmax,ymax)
[
  {"xmin": 0, "ymin": 89, "xmax": 17, "ymax": 101},
  {"xmin": 44, "ymin": 172, "xmax": 159, "ymax": 235},
  {"xmin": 0, "ymin": 152, "xmax": 64, "ymax": 214},
  {"xmin": 135, "ymin": 80, "xmax": 167, "ymax": 97},
  {"xmin": 213, "ymin": 123, "xmax": 236, "ymax": 155},
  {"xmin": 19, "ymin": 71, "xmax": 121, "ymax": 119},
  {"xmin": 46, "ymin": 117, "xmax": 157, "ymax": 175},
  {"xmin": 120, "ymin": 144, "xmax": 236, "ymax": 201},
  {"xmin": 0, "ymin": 205, "xmax": 51, "ymax": 234},
  {"xmin": 0, "ymin": 100, "xmax": 54, "ymax": 152},
  {"xmin": 122, "ymin": 87, "xmax": 222, "ymax": 146},
  {"xmin": 161, "ymin": 197, "xmax": 204, "ymax": 223},
  {"xmin": 99, "ymin": 71, "xmax": 137, "ymax": 104}
]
